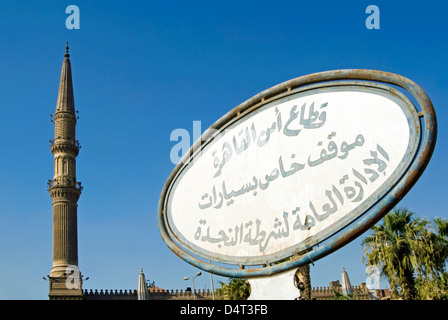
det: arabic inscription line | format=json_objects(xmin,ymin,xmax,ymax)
[
  {"xmin": 199, "ymin": 132, "xmax": 368, "ymax": 210},
  {"xmin": 212, "ymin": 101, "xmax": 328, "ymax": 178},
  {"xmin": 193, "ymin": 145, "xmax": 390, "ymax": 253}
]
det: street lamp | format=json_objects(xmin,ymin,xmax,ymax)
[{"xmin": 184, "ymin": 272, "xmax": 202, "ymax": 300}]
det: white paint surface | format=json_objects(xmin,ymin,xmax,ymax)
[
  {"xmin": 248, "ymin": 269, "xmax": 300, "ymax": 300},
  {"xmin": 167, "ymin": 88, "xmax": 416, "ymax": 263}
]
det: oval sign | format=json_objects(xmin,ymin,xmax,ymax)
[{"xmin": 158, "ymin": 70, "xmax": 437, "ymax": 277}]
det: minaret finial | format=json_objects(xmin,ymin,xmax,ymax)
[{"xmin": 65, "ymin": 42, "xmax": 70, "ymax": 58}]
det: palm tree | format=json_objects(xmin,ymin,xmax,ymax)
[
  {"xmin": 362, "ymin": 208, "xmax": 428, "ymax": 299},
  {"xmin": 414, "ymin": 217, "xmax": 448, "ymax": 299},
  {"xmin": 431, "ymin": 218, "xmax": 448, "ymax": 272}
]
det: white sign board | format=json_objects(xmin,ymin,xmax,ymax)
[
  {"xmin": 165, "ymin": 84, "xmax": 419, "ymax": 265},
  {"xmin": 158, "ymin": 70, "xmax": 436, "ymax": 277}
]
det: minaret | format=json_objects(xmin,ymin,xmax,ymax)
[
  {"xmin": 341, "ymin": 266, "xmax": 354, "ymax": 296},
  {"xmin": 48, "ymin": 43, "xmax": 83, "ymax": 299}
]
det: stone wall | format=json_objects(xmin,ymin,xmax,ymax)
[
  {"xmin": 311, "ymin": 282, "xmax": 372, "ymax": 300},
  {"xmin": 83, "ymin": 288, "xmax": 215, "ymax": 300},
  {"xmin": 83, "ymin": 282, "xmax": 376, "ymax": 300}
]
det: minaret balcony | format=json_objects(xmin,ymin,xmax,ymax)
[
  {"xmin": 47, "ymin": 178, "xmax": 83, "ymax": 191},
  {"xmin": 48, "ymin": 179, "xmax": 82, "ymax": 202},
  {"xmin": 50, "ymin": 139, "xmax": 81, "ymax": 155}
]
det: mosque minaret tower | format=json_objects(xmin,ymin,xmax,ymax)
[{"xmin": 47, "ymin": 43, "xmax": 83, "ymax": 299}]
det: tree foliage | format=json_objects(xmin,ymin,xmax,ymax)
[
  {"xmin": 215, "ymin": 278, "xmax": 251, "ymax": 300},
  {"xmin": 362, "ymin": 208, "xmax": 448, "ymax": 300},
  {"xmin": 332, "ymin": 289, "xmax": 354, "ymax": 300}
]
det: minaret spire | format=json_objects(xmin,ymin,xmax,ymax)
[
  {"xmin": 56, "ymin": 42, "xmax": 75, "ymax": 114},
  {"xmin": 48, "ymin": 44, "xmax": 83, "ymax": 299}
]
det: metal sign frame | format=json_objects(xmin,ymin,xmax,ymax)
[{"xmin": 158, "ymin": 69, "xmax": 437, "ymax": 278}]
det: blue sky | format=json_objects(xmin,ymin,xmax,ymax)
[{"xmin": 0, "ymin": 1, "xmax": 447, "ymax": 299}]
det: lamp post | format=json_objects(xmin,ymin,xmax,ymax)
[{"xmin": 184, "ymin": 272, "xmax": 202, "ymax": 300}]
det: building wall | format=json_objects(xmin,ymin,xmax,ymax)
[
  {"xmin": 82, "ymin": 282, "xmax": 382, "ymax": 300},
  {"xmin": 83, "ymin": 288, "xmax": 215, "ymax": 300},
  {"xmin": 311, "ymin": 282, "xmax": 371, "ymax": 300}
]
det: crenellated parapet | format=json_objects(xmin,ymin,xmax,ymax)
[
  {"xmin": 151, "ymin": 288, "xmax": 215, "ymax": 300},
  {"xmin": 83, "ymin": 288, "xmax": 216, "ymax": 300},
  {"xmin": 311, "ymin": 282, "xmax": 372, "ymax": 300},
  {"xmin": 84, "ymin": 289, "xmax": 137, "ymax": 300},
  {"xmin": 82, "ymin": 282, "xmax": 376, "ymax": 300}
]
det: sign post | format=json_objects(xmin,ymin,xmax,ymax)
[
  {"xmin": 158, "ymin": 69, "xmax": 437, "ymax": 299},
  {"xmin": 247, "ymin": 269, "xmax": 300, "ymax": 300}
]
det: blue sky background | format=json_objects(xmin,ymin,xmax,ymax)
[{"xmin": 0, "ymin": 1, "xmax": 447, "ymax": 299}]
